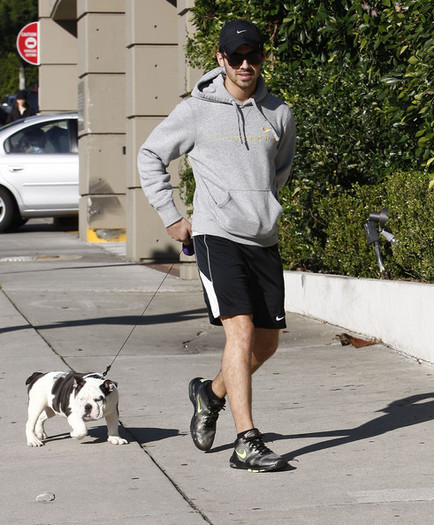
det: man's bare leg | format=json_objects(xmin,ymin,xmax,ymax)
[
  {"xmin": 211, "ymin": 325, "xmax": 279, "ymax": 396},
  {"xmin": 219, "ymin": 315, "xmax": 254, "ymax": 433},
  {"xmin": 215, "ymin": 316, "xmax": 280, "ymax": 433},
  {"xmin": 214, "ymin": 316, "xmax": 287, "ymax": 471}
]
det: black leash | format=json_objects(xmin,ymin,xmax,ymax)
[
  {"xmin": 102, "ymin": 260, "xmax": 175, "ymax": 377},
  {"xmin": 102, "ymin": 243, "xmax": 194, "ymax": 377}
]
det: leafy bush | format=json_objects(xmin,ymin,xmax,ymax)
[
  {"xmin": 386, "ymin": 171, "xmax": 434, "ymax": 281},
  {"xmin": 316, "ymin": 183, "xmax": 388, "ymax": 278},
  {"xmin": 179, "ymin": 160, "xmax": 194, "ymax": 215},
  {"xmin": 308, "ymin": 171, "xmax": 433, "ymax": 281},
  {"xmin": 275, "ymin": 0, "xmax": 433, "ymax": 169},
  {"xmin": 183, "ymin": 0, "xmax": 434, "ymax": 281},
  {"xmin": 278, "ymin": 179, "xmax": 324, "ymax": 272}
]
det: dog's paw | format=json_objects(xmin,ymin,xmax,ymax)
[
  {"xmin": 70, "ymin": 430, "xmax": 87, "ymax": 440},
  {"xmin": 36, "ymin": 431, "xmax": 47, "ymax": 441},
  {"xmin": 107, "ymin": 435, "xmax": 128, "ymax": 445},
  {"xmin": 27, "ymin": 435, "xmax": 44, "ymax": 447}
]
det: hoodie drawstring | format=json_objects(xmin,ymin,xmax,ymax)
[
  {"xmin": 232, "ymin": 99, "xmax": 280, "ymax": 149},
  {"xmin": 232, "ymin": 101, "xmax": 248, "ymax": 148}
]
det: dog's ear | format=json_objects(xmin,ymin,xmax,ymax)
[
  {"xmin": 102, "ymin": 380, "xmax": 117, "ymax": 395},
  {"xmin": 72, "ymin": 373, "xmax": 86, "ymax": 390}
]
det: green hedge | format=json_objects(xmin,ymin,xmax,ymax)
[
  {"xmin": 180, "ymin": 163, "xmax": 433, "ymax": 283},
  {"xmin": 181, "ymin": 0, "xmax": 434, "ymax": 283},
  {"xmin": 289, "ymin": 171, "xmax": 433, "ymax": 281},
  {"xmin": 387, "ymin": 171, "xmax": 434, "ymax": 281}
]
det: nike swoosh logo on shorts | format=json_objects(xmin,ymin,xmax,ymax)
[{"xmin": 276, "ymin": 315, "xmax": 285, "ymax": 321}]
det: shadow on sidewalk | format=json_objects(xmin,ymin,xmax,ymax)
[
  {"xmin": 208, "ymin": 393, "xmax": 434, "ymax": 460},
  {"xmin": 40, "ymin": 426, "xmax": 182, "ymax": 446},
  {"xmin": 122, "ymin": 426, "xmax": 183, "ymax": 445},
  {"xmin": 278, "ymin": 393, "xmax": 434, "ymax": 461},
  {"xmin": 0, "ymin": 308, "xmax": 208, "ymax": 334}
]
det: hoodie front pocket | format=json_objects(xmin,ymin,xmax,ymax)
[{"xmin": 213, "ymin": 188, "xmax": 283, "ymax": 239}]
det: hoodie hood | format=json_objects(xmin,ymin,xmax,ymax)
[
  {"xmin": 191, "ymin": 67, "xmax": 278, "ymax": 144},
  {"xmin": 192, "ymin": 66, "xmax": 267, "ymax": 104}
]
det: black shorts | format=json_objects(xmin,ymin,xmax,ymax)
[{"xmin": 193, "ymin": 235, "xmax": 286, "ymax": 329}]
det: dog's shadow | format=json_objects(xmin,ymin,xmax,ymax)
[
  {"xmin": 86, "ymin": 425, "xmax": 182, "ymax": 445},
  {"xmin": 42, "ymin": 426, "xmax": 182, "ymax": 445},
  {"xmin": 42, "ymin": 432, "xmax": 71, "ymax": 444}
]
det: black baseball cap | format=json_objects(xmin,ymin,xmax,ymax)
[{"xmin": 219, "ymin": 20, "xmax": 264, "ymax": 55}]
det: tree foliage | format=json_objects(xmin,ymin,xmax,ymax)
[
  {"xmin": 0, "ymin": 0, "xmax": 38, "ymax": 96},
  {"xmin": 186, "ymin": 0, "xmax": 433, "ymax": 175},
  {"xmin": 183, "ymin": 1, "xmax": 433, "ymax": 279},
  {"xmin": 275, "ymin": 0, "xmax": 433, "ymax": 169}
]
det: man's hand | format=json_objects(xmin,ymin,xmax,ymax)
[{"xmin": 166, "ymin": 218, "xmax": 192, "ymax": 244}]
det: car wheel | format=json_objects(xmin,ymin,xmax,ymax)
[
  {"xmin": 0, "ymin": 187, "xmax": 20, "ymax": 233},
  {"xmin": 11, "ymin": 216, "xmax": 28, "ymax": 229}
]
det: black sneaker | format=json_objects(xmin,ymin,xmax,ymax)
[
  {"xmin": 189, "ymin": 377, "xmax": 225, "ymax": 451},
  {"xmin": 229, "ymin": 428, "xmax": 287, "ymax": 472}
]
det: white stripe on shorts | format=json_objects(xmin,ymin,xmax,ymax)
[{"xmin": 199, "ymin": 270, "xmax": 220, "ymax": 320}]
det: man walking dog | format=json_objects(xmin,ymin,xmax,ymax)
[{"xmin": 138, "ymin": 20, "xmax": 296, "ymax": 472}]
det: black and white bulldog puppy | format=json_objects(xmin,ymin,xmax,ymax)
[{"xmin": 25, "ymin": 371, "xmax": 128, "ymax": 447}]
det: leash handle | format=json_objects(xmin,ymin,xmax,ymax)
[{"xmin": 182, "ymin": 242, "xmax": 194, "ymax": 256}]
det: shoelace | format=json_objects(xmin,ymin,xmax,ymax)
[
  {"xmin": 204, "ymin": 404, "xmax": 225, "ymax": 427},
  {"xmin": 245, "ymin": 433, "xmax": 273, "ymax": 455}
]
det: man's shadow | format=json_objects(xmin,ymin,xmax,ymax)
[
  {"xmin": 209, "ymin": 393, "xmax": 434, "ymax": 461},
  {"xmin": 279, "ymin": 393, "xmax": 434, "ymax": 461}
]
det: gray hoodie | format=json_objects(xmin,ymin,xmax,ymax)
[{"xmin": 137, "ymin": 66, "xmax": 296, "ymax": 247}]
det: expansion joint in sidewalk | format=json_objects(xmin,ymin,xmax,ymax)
[{"xmin": 125, "ymin": 423, "xmax": 213, "ymax": 524}]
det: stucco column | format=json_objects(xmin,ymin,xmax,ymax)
[
  {"xmin": 38, "ymin": 0, "xmax": 77, "ymax": 112},
  {"xmin": 125, "ymin": 0, "xmax": 190, "ymax": 262},
  {"xmin": 77, "ymin": 0, "xmax": 126, "ymax": 243}
]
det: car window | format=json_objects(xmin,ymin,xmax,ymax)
[{"xmin": 4, "ymin": 119, "xmax": 76, "ymax": 154}]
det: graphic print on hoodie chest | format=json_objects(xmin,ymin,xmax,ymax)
[{"xmin": 202, "ymin": 105, "xmax": 278, "ymax": 148}]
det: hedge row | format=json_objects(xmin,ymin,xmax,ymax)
[
  {"xmin": 182, "ymin": 0, "xmax": 433, "ymax": 283},
  {"xmin": 278, "ymin": 170, "xmax": 433, "ymax": 282}
]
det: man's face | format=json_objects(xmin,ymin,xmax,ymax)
[{"xmin": 217, "ymin": 44, "xmax": 264, "ymax": 99}]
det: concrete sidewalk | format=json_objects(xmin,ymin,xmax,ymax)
[{"xmin": 1, "ymin": 220, "xmax": 434, "ymax": 524}]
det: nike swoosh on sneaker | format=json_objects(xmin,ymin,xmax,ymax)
[{"xmin": 236, "ymin": 449, "xmax": 248, "ymax": 459}]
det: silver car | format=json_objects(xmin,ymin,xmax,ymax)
[{"xmin": 0, "ymin": 113, "xmax": 78, "ymax": 232}]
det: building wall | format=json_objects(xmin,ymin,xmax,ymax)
[
  {"xmin": 77, "ymin": 1, "xmax": 126, "ymax": 242},
  {"xmin": 38, "ymin": 0, "xmax": 77, "ymax": 112},
  {"xmin": 125, "ymin": 0, "xmax": 181, "ymax": 261},
  {"xmin": 38, "ymin": 0, "xmax": 199, "ymax": 261}
]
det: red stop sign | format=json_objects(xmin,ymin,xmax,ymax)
[{"xmin": 17, "ymin": 22, "xmax": 39, "ymax": 65}]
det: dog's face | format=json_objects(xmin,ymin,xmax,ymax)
[{"xmin": 72, "ymin": 375, "xmax": 117, "ymax": 421}]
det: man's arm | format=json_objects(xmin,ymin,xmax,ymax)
[{"xmin": 137, "ymin": 101, "xmax": 195, "ymax": 230}]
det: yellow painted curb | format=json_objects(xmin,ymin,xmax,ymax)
[{"xmin": 87, "ymin": 228, "xmax": 126, "ymax": 243}]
